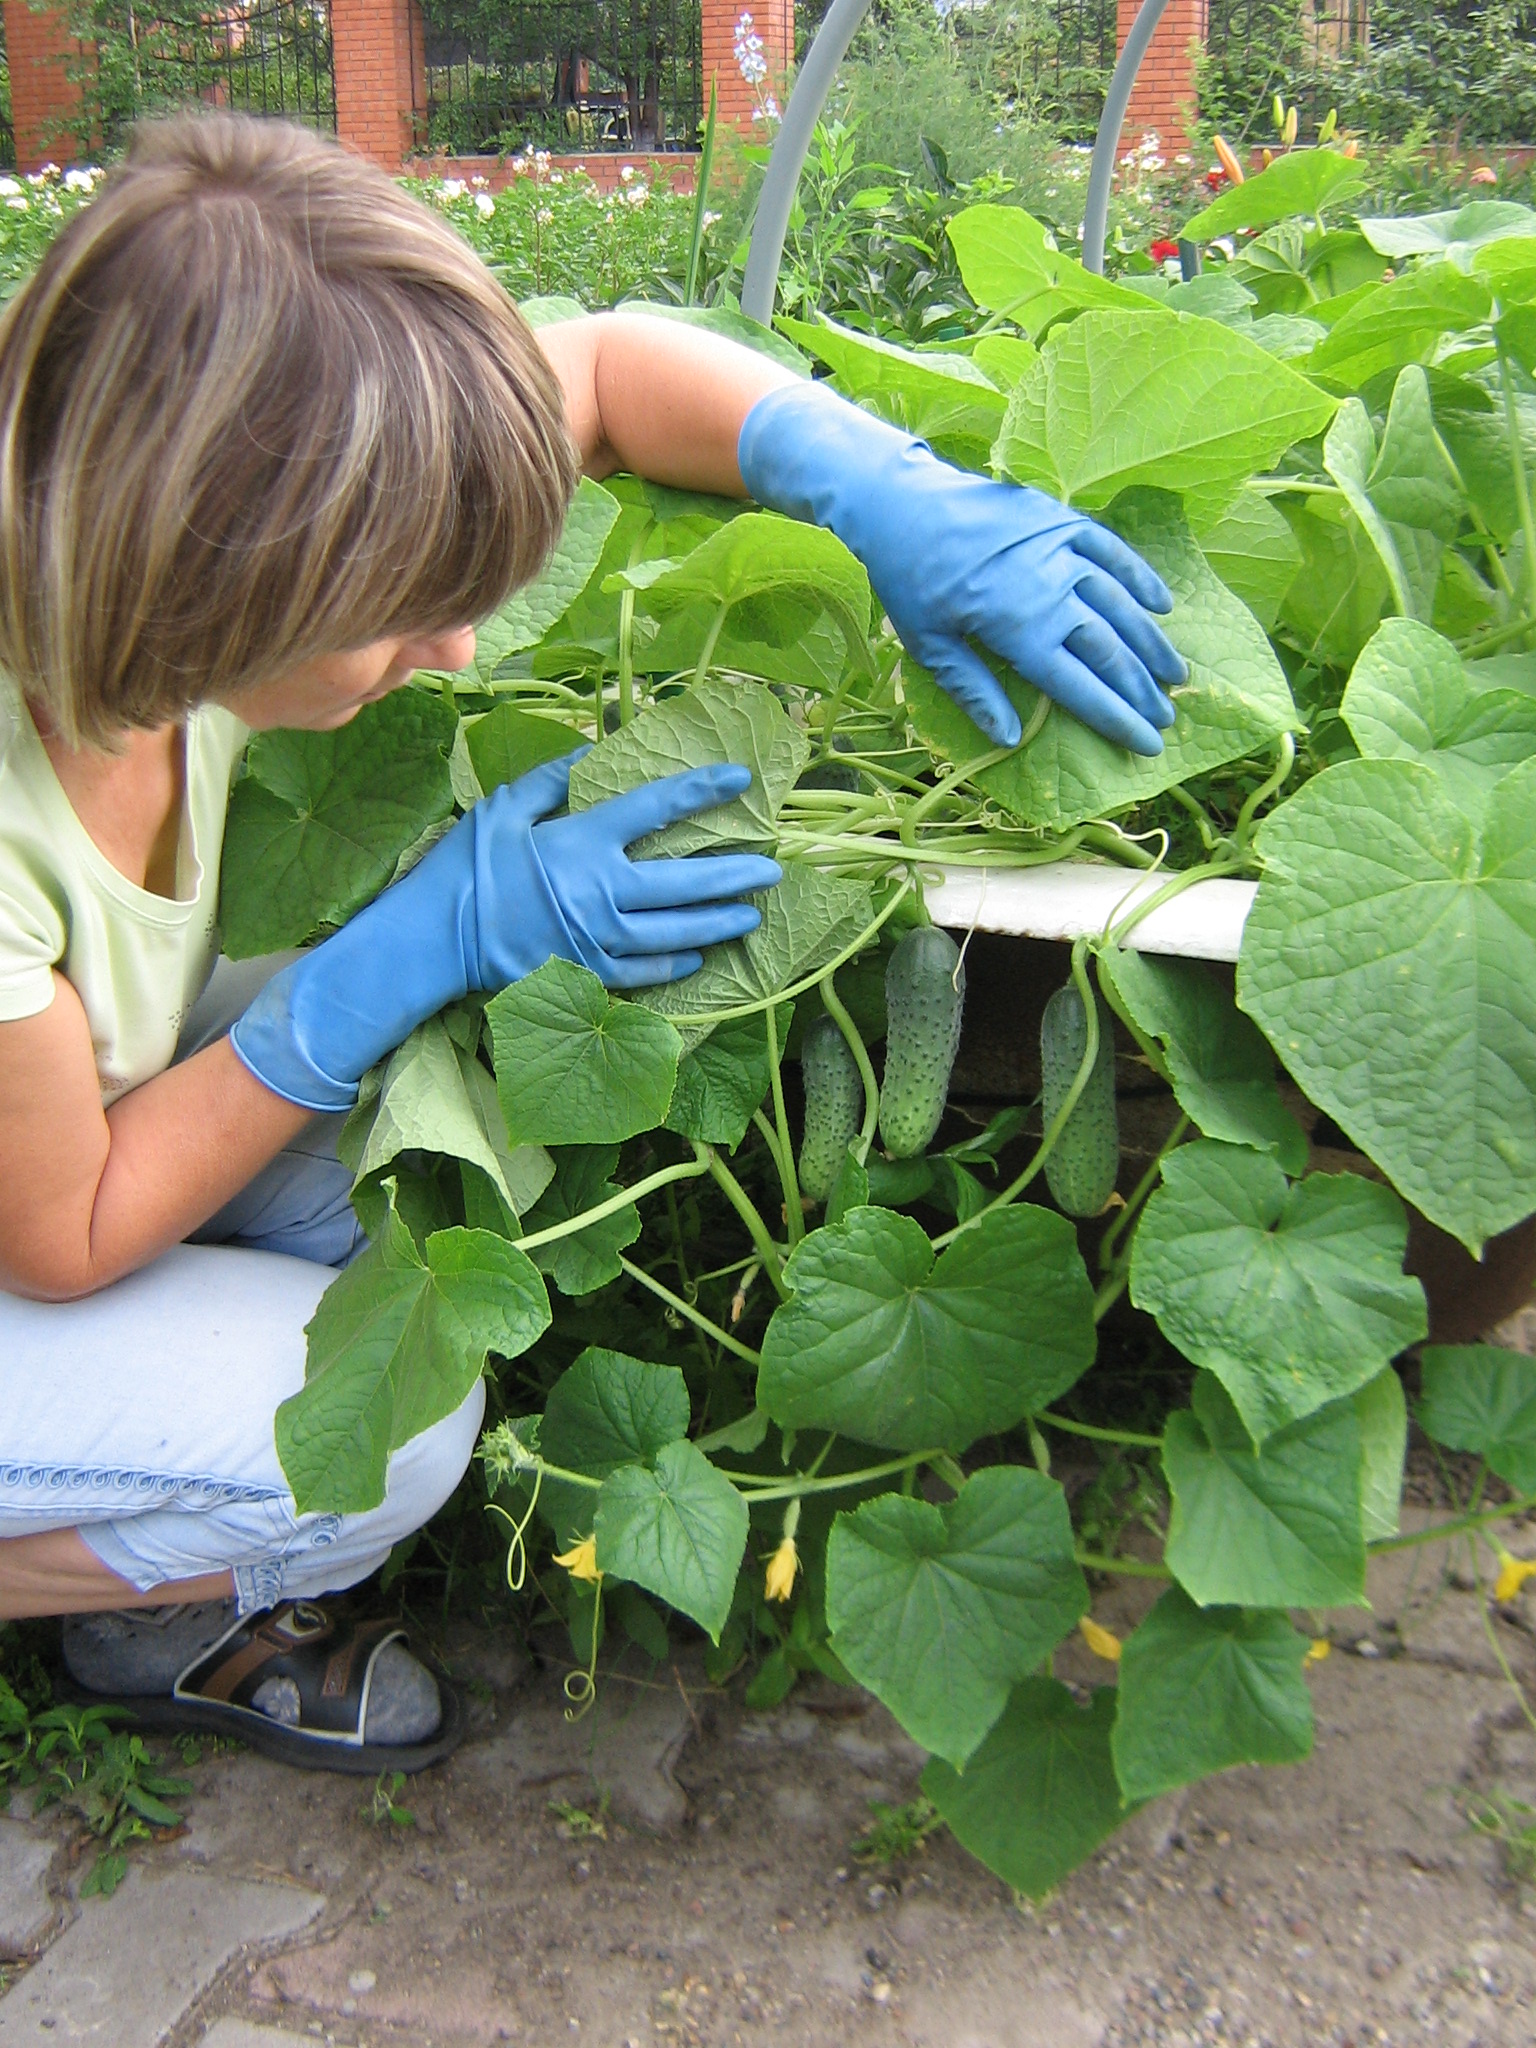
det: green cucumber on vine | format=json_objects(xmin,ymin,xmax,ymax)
[
  {"xmin": 798, "ymin": 1013, "xmax": 865, "ymax": 1203},
  {"xmin": 877, "ymin": 925, "xmax": 965, "ymax": 1160},
  {"xmin": 1040, "ymin": 982, "xmax": 1120, "ymax": 1219}
]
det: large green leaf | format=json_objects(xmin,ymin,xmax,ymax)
[
  {"xmin": 1275, "ymin": 496, "xmax": 1393, "ymax": 673},
  {"xmin": 220, "ymin": 689, "xmax": 457, "ymax": 956},
  {"xmin": 1306, "ymin": 266, "xmax": 1491, "ymax": 393},
  {"xmin": 1322, "ymin": 373, "xmax": 1464, "ymax": 621},
  {"xmin": 946, "ymin": 204, "xmax": 1145, "ymax": 338},
  {"xmin": 1418, "ymin": 1345, "xmax": 1536, "ymax": 1492},
  {"xmin": 1111, "ymin": 1586, "xmax": 1313, "ymax": 1802},
  {"xmin": 638, "ymin": 863, "xmax": 872, "ymax": 1045},
  {"xmin": 488, "ymin": 958, "xmax": 682, "ymax": 1147},
  {"xmin": 1194, "ymin": 487, "xmax": 1304, "ymax": 631},
  {"xmin": 461, "ymin": 478, "xmax": 621, "ymax": 678},
  {"xmin": 611, "ymin": 512, "xmax": 874, "ymax": 678},
  {"xmin": 904, "ymin": 492, "xmax": 1297, "ymax": 829},
  {"xmin": 825, "ymin": 1467, "xmax": 1088, "ymax": 1767},
  {"xmin": 518, "ymin": 1145, "xmax": 641, "ymax": 1296},
  {"xmin": 543, "ymin": 1348, "xmax": 691, "ymax": 1475},
  {"xmin": 921, "ymin": 1681, "xmax": 1127, "ymax": 1899},
  {"xmin": 994, "ymin": 310, "xmax": 1337, "ymax": 526},
  {"xmin": 1182, "ymin": 150, "xmax": 1367, "ymax": 243},
  {"xmin": 568, "ymin": 676, "xmax": 809, "ymax": 855},
  {"xmin": 1097, "ymin": 950, "xmax": 1306, "ymax": 1170},
  {"xmin": 347, "ymin": 1018, "xmax": 553, "ymax": 1223},
  {"xmin": 1342, "ymin": 618, "xmax": 1536, "ymax": 811},
  {"xmin": 664, "ymin": 1009, "xmax": 779, "ymax": 1149},
  {"xmin": 594, "ymin": 1440, "xmax": 749, "ymax": 1641},
  {"xmin": 1162, "ymin": 1374, "xmax": 1367, "ymax": 1608},
  {"xmin": 1130, "ymin": 1141, "xmax": 1426, "ymax": 1443},
  {"xmin": 465, "ymin": 704, "xmax": 582, "ymax": 796},
  {"xmin": 276, "ymin": 1190, "xmax": 550, "ymax": 1515},
  {"xmin": 777, "ymin": 313, "xmax": 1007, "ymax": 469},
  {"xmin": 759, "ymin": 1203, "xmax": 1095, "ymax": 1453},
  {"xmin": 1360, "ymin": 201, "xmax": 1536, "ymax": 261},
  {"xmin": 1237, "ymin": 754, "xmax": 1536, "ymax": 1253}
]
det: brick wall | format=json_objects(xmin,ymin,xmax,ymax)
[
  {"xmin": 333, "ymin": 0, "xmax": 426, "ymax": 167},
  {"xmin": 3, "ymin": 0, "xmax": 84, "ymax": 173},
  {"xmin": 701, "ymin": 0, "xmax": 792, "ymax": 138},
  {"xmin": 1116, "ymin": 0, "xmax": 1206, "ymax": 154}
]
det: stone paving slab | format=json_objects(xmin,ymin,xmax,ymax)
[
  {"xmin": 0, "ymin": 1864, "xmax": 321, "ymax": 2045},
  {"xmin": 201, "ymin": 2023, "xmax": 320, "ymax": 2047},
  {"xmin": 0, "ymin": 1821, "xmax": 56, "ymax": 1959}
]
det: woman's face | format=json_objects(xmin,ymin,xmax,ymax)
[{"xmin": 230, "ymin": 626, "xmax": 478, "ymax": 732}]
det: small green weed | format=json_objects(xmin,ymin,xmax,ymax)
[
  {"xmin": 26, "ymin": 1706, "xmax": 191, "ymax": 1896},
  {"xmin": 852, "ymin": 1795, "xmax": 943, "ymax": 1866},
  {"xmin": 1467, "ymin": 1789, "xmax": 1536, "ymax": 1891},
  {"xmin": 362, "ymin": 1770, "xmax": 416, "ymax": 1829},
  {"xmin": 549, "ymin": 1791, "xmax": 610, "ymax": 1839}
]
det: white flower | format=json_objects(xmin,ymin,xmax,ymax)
[
  {"xmin": 620, "ymin": 164, "xmax": 635, "ymax": 182},
  {"xmin": 63, "ymin": 167, "xmax": 97, "ymax": 191},
  {"xmin": 624, "ymin": 183, "xmax": 646, "ymax": 205},
  {"xmin": 536, "ymin": 206, "xmax": 554, "ymax": 225},
  {"xmin": 441, "ymin": 177, "xmax": 466, "ymax": 199},
  {"xmin": 6, "ymin": 196, "xmax": 27, "ymax": 211},
  {"xmin": 0, "ymin": 178, "xmax": 21, "ymax": 198},
  {"xmin": 474, "ymin": 191, "xmax": 495, "ymax": 218},
  {"xmin": 549, "ymin": 170, "xmax": 563, "ymax": 184},
  {"xmin": 702, "ymin": 209, "xmax": 720, "ymax": 228},
  {"xmin": 470, "ymin": 174, "xmax": 489, "ymax": 188}
]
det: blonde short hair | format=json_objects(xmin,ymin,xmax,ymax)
[{"xmin": 0, "ymin": 114, "xmax": 580, "ymax": 747}]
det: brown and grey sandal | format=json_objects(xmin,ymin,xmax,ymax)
[{"xmin": 120, "ymin": 1601, "xmax": 465, "ymax": 1775}]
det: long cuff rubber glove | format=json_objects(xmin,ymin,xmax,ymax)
[
  {"xmin": 230, "ymin": 756, "xmax": 780, "ymax": 1112},
  {"xmin": 738, "ymin": 379, "xmax": 1187, "ymax": 755}
]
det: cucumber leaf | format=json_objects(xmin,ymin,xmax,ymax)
[
  {"xmin": 1129, "ymin": 1141, "xmax": 1426, "ymax": 1443},
  {"xmin": 1418, "ymin": 1344, "xmax": 1536, "ymax": 1492},
  {"xmin": 219, "ymin": 688, "xmax": 457, "ymax": 956},
  {"xmin": 276, "ymin": 1187, "xmax": 550, "ymax": 1515},
  {"xmin": 1323, "ymin": 375, "xmax": 1464, "ymax": 621},
  {"xmin": 825, "ymin": 1467, "xmax": 1088, "ymax": 1767},
  {"xmin": 664, "ymin": 1009, "xmax": 781, "ymax": 1149},
  {"xmin": 921, "ymin": 1681, "xmax": 1127, "ymax": 1899},
  {"xmin": 777, "ymin": 312, "xmax": 1007, "ymax": 470},
  {"xmin": 465, "ymin": 705, "xmax": 583, "ymax": 796},
  {"xmin": 1162, "ymin": 1374, "xmax": 1367, "ymax": 1609},
  {"xmin": 1182, "ymin": 151, "xmax": 1367, "ymax": 243},
  {"xmin": 994, "ymin": 310, "xmax": 1337, "ymax": 525},
  {"xmin": 543, "ymin": 1348, "xmax": 691, "ymax": 1474},
  {"xmin": 945, "ymin": 204, "xmax": 1146, "ymax": 338},
  {"xmin": 1306, "ymin": 266, "xmax": 1491, "ymax": 393},
  {"xmin": 1355, "ymin": 1366, "xmax": 1408, "ymax": 1542},
  {"xmin": 758, "ymin": 1204, "xmax": 1095, "ymax": 1453},
  {"xmin": 568, "ymin": 676, "xmax": 809, "ymax": 855},
  {"xmin": 1342, "ymin": 617, "xmax": 1536, "ymax": 809},
  {"xmin": 1237, "ymin": 754, "xmax": 1536, "ymax": 1253},
  {"xmin": 346, "ymin": 1018, "xmax": 553, "ymax": 1222},
  {"xmin": 1111, "ymin": 1586, "xmax": 1313, "ymax": 1803},
  {"xmin": 903, "ymin": 491, "xmax": 1297, "ymax": 829},
  {"xmin": 461, "ymin": 478, "xmax": 622, "ymax": 679},
  {"xmin": 1360, "ymin": 201, "xmax": 1536, "ymax": 261},
  {"xmin": 1194, "ymin": 487, "xmax": 1304, "ymax": 631},
  {"xmin": 488, "ymin": 958, "xmax": 682, "ymax": 1147},
  {"xmin": 594, "ymin": 1441, "xmax": 749, "ymax": 1641},
  {"xmin": 1097, "ymin": 950, "xmax": 1307, "ymax": 1170},
  {"xmin": 518, "ymin": 1145, "xmax": 641, "ymax": 1296}
]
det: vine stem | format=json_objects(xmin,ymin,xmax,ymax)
[
  {"xmin": 616, "ymin": 1255, "xmax": 764, "ymax": 1367},
  {"xmin": 667, "ymin": 877, "xmax": 914, "ymax": 1032},
  {"xmin": 1107, "ymin": 856, "xmax": 1246, "ymax": 951},
  {"xmin": 714, "ymin": 1451, "xmax": 938, "ymax": 1501},
  {"xmin": 1038, "ymin": 1412, "xmax": 1161, "ymax": 1449},
  {"xmin": 692, "ymin": 601, "xmax": 730, "ymax": 687},
  {"xmin": 513, "ymin": 1148, "xmax": 710, "ymax": 1254},
  {"xmin": 931, "ymin": 938, "xmax": 1100, "ymax": 1249},
  {"xmin": 897, "ymin": 745, "xmax": 1014, "ymax": 848},
  {"xmin": 1367, "ymin": 1488, "xmax": 1536, "ymax": 1555},
  {"xmin": 704, "ymin": 1147, "xmax": 788, "ymax": 1298},
  {"xmin": 818, "ymin": 970, "xmax": 880, "ymax": 1161},
  {"xmin": 1097, "ymin": 1111, "xmax": 1191, "ymax": 1278},
  {"xmin": 1233, "ymin": 732, "xmax": 1296, "ymax": 852},
  {"xmin": 765, "ymin": 1004, "xmax": 804, "ymax": 1247},
  {"xmin": 1075, "ymin": 1550, "xmax": 1171, "ymax": 1580},
  {"xmin": 1499, "ymin": 343, "xmax": 1536, "ymax": 625}
]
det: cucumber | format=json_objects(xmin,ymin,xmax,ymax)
[
  {"xmin": 878, "ymin": 926, "xmax": 965, "ymax": 1159},
  {"xmin": 1040, "ymin": 982, "xmax": 1119, "ymax": 1217},
  {"xmin": 798, "ymin": 1014, "xmax": 864, "ymax": 1203}
]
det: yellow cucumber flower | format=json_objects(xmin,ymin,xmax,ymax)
[
  {"xmin": 554, "ymin": 1535, "xmax": 601, "ymax": 1584},
  {"xmin": 1304, "ymin": 1637, "xmax": 1331, "ymax": 1665},
  {"xmin": 765, "ymin": 1535, "xmax": 800, "ymax": 1603},
  {"xmin": 1493, "ymin": 1549, "xmax": 1536, "ymax": 1603},
  {"xmin": 1079, "ymin": 1616, "xmax": 1122, "ymax": 1663}
]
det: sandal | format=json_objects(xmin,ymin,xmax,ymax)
[{"xmin": 112, "ymin": 1600, "xmax": 465, "ymax": 1775}]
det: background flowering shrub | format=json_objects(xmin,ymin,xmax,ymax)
[{"xmin": 0, "ymin": 165, "xmax": 103, "ymax": 303}]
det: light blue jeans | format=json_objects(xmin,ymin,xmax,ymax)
[{"xmin": 0, "ymin": 960, "xmax": 485, "ymax": 1614}]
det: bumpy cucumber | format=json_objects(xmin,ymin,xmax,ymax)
[
  {"xmin": 878, "ymin": 926, "xmax": 965, "ymax": 1159},
  {"xmin": 798, "ymin": 1014, "xmax": 865, "ymax": 1203},
  {"xmin": 1040, "ymin": 982, "xmax": 1119, "ymax": 1217}
]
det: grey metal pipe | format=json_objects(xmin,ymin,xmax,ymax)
[
  {"xmin": 740, "ymin": 0, "xmax": 875, "ymax": 324},
  {"xmin": 1080, "ymin": 0, "xmax": 1172, "ymax": 276}
]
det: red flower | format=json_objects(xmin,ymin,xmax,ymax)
[
  {"xmin": 1205, "ymin": 166, "xmax": 1228, "ymax": 187},
  {"xmin": 1149, "ymin": 239, "xmax": 1180, "ymax": 262}
]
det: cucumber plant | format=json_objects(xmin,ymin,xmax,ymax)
[{"xmin": 219, "ymin": 167, "xmax": 1536, "ymax": 1902}]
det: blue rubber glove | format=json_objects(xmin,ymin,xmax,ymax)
[
  {"xmin": 231, "ymin": 755, "xmax": 781, "ymax": 1112},
  {"xmin": 738, "ymin": 380, "xmax": 1187, "ymax": 755}
]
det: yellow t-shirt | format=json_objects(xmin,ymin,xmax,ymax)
[{"xmin": 0, "ymin": 677, "xmax": 248, "ymax": 1103}]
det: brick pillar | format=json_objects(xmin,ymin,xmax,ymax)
[
  {"xmin": 332, "ymin": 0, "xmax": 426, "ymax": 170},
  {"xmin": 4, "ymin": 0, "xmax": 87, "ymax": 172},
  {"xmin": 1116, "ymin": 0, "xmax": 1205, "ymax": 154},
  {"xmin": 702, "ymin": 0, "xmax": 791, "ymax": 139}
]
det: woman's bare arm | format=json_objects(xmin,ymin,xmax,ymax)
[
  {"xmin": 536, "ymin": 312, "xmax": 798, "ymax": 491},
  {"xmin": 0, "ymin": 977, "xmax": 311, "ymax": 1301}
]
